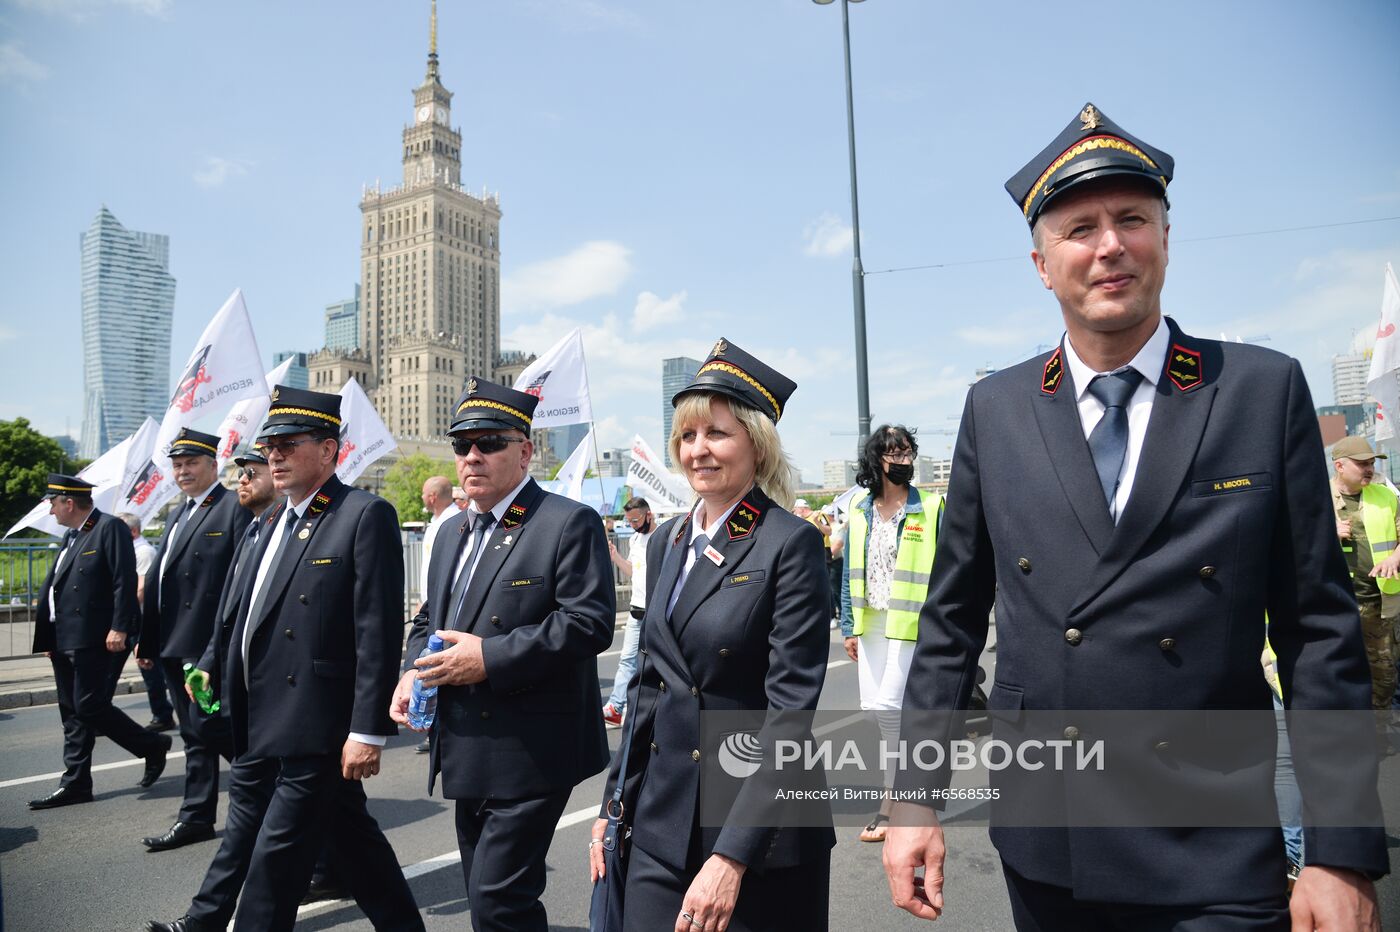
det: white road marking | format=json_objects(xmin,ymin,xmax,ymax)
[{"xmin": 0, "ymin": 751, "xmax": 187, "ymax": 789}]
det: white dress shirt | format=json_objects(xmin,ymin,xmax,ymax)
[
  {"xmin": 158, "ymin": 480, "xmax": 221, "ymax": 608},
  {"xmin": 419, "ymin": 506, "xmax": 453, "ymax": 599},
  {"xmin": 667, "ymin": 498, "xmax": 742, "ymax": 617},
  {"xmin": 1062, "ymin": 316, "xmax": 1169, "ymax": 523}
]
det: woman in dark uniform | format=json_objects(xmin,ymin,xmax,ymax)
[{"xmin": 590, "ymin": 339, "xmax": 835, "ymax": 932}]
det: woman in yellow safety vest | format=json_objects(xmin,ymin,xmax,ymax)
[{"xmin": 839, "ymin": 424, "xmax": 943, "ymax": 842}]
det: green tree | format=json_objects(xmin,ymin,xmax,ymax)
[
  {"xmin": 381, "ymin": 452, "xmax": 455, "ymax": 525},
  {"xmin": 0, "ymin": 419, "xmax": 68, "ymax": 534}
]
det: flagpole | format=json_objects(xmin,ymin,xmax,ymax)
[
  {"xmin": 589, "ymin": 422, "xmax": 608, "ymax": 512},
  {"xmin": 572, "ymin": 334, "xmax": 608, "ymax": 513}
]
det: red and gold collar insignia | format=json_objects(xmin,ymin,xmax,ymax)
[
  {"xmin": 200, "ymin": 492, "xmax": 215, "ymax": 508},
  {"xmin": 1166, "ymin": 344, "xmax": 1203, "ymax": 392},
  {"xmin": 79, "ymin": 513, "xmax": 98, "ymax": 533},
  {"xmin": 727, "ymin": 500, "xmax": 761, "ymax": 541},
  {"xmin": 1041, "ymin": 347, "xmax": 1065, "ymax": 395},
  {"xmin": 501, "ymin": 502, "xmax": 527, "ymax": 530},
  {"xmin": 308, "ymin": 491, "xmax": 333, "ymax": 516},
  {"xmin": 265, "ymin": 503, "xmax": 285, "ymax": 526}
]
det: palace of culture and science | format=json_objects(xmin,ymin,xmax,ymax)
[{"xmin": 309, "ymin": 3, "xmax": 521, "ymax": 456}]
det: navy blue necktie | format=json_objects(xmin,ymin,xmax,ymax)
[
  {"xmin": 1086, "ymin": 369, "xmax": 1144, "ymax": 516},
  {"xmin": 448, "ymin": 512, "xmax": 496, "ymax": 628}
]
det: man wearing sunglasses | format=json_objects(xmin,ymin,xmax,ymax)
[
  {"xmin": 147, "ymin": 386, "xmax": 422, "ymax": 932},
  {"xmin": 391, "ymin": 375, "xmax": 615, "ymax": 932},
  {"xmin": 137, "ymin": 427, "xmax": 251, "ymax": 854}
]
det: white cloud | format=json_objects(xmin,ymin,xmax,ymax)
[
  {"xmin": 502, "ymin": 241, "xmax": 632, "ymax": 313},
  {"xmin": 632, "ymin": 290, "xmax": 686, "ymax": 331},
  {"xmin": 10, "ymin": 0, "xmax": 171, "ymax": 21},
  {"xmin": 192, "ymin": 156, "xmax": 250, "ymax": 188},
  {"xmin": 0, "ymin": 41, "xmax": 48, "ymax": 84},
  {"xmin": 802, "ymin": 212, "xmax": 853, "ymax": 258}
]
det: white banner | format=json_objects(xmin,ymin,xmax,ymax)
[
  {"xmin": 626, "ymin": 434, "xmax": 692, "ymax": 514},
  {"xmin": 6, "ymin": 418, "xmax": 162, "ymax": 538},
  {"xmin": 1368, "ymin": 264, "xmax": 1400, "ymax": 443},
  {"xmin": 154, "ymin": 288, "xmax": 266, "ymax": 461},
  {"xmin": 557, "ymin": 426, "xmax": 595, "ymax": 503},
  {"xmin": 215, "ymin": 357, "xmax": 293, "ymax": 465},
  {"xmin": 335, "ymin": 376, "xmax": 397, "ymax": 485},
  {"xmin": 513, "ymin": 328, "xmax": 593, "ymax": 429}
]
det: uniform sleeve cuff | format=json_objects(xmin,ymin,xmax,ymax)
[{"xmin": 349, "ymin": 732, "xmax": 387, "ymax": 747}]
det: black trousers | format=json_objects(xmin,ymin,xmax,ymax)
[
  {"xmin": 187, "ymin": 753, "xmax": 422, "ymax": 932},
  {"xmin": 622, "ymin": 841, "xmax": 830, "ymax": 932},
  {"xmin": 453, "ymin": 789, "xmax": 572, "ymax": 932},
  {"xmin": 160, "ymin": 657, "xmax": 234, "ymax": 824},
  {"xmin": 51, "ymin": 647, "xmax": 165, "ymax": 793},
  {"xmin": 1001, "ymin": 862, "xmax": 1290, "ymax": 931},
  {"xmin": 827, "ymin": 558, "xmax": 843, "ymax": 617}
]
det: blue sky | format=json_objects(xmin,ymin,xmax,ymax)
[{"xmin": 1, "ymin": 0, "xmax": 1397, "ymax": 481}]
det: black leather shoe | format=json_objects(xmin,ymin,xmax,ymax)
[
  {"xmin": 145, "ymin": 717, "xmax": 177, "ymax": 732},
  {"xmin": 415, "ymin": 738, "xmax": 430, "ymax": 753},
  {"xmin": 301, "ymin": 876, "xmax": 350, "ymax": 904},
  {"xmin": 28, "ymin": 785, "xmax": 93, "ymax": 810},
  {"xmin": 143, "ymin": 820, "xmax": 215, "ymax": 851},
  {"xmin": 144, "ymin": 916, "xmax": 215, "ymax": 932},
  {"xmin": 139, "ymin": 733, "xmax": 174, "ymax": 788}
]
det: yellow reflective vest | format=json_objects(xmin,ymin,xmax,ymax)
[
  {"xmin": 1340, "ymin": 483, "xmax": 1400, "ymax": 597},
  {"xmin": 847, "ymin": 488, "xmax": 942, "ymax": 640}
]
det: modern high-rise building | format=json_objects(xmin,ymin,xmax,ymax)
[
  {"xmin": 823, "ymin": 459, "xmax": 858, "ymax": 488},
  {"xmin": 272, "ymin": 351, "xmax": 310, "ymax": 390},
  {"xmin": 79, "ymin": 206, "xmax": 176, "ymax": 458},
  {"xmin": 324, "ymin": 284, "xmax": 361, "ymax": 352},
  {"xmin": 349, "ymin": 2, "xmax": 502, "ymax": 442},
  {"xmin": 661, "ymin": 356, "xmax": 701, "ymax": 466},
  {"xmin": 1332, "ymin": 351, "xmax": 1370, "ymax": 406}
]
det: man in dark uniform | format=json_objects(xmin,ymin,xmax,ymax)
[
  {"xmin": 884, "ymin": 104, "xmax": 1387, "ymax": 929},
  {"xmin": 138, "ymin": 428, "xmax": 251, "ymax": 852},
  {"xmin": 29, "ymin": 474, "xmax": 171, "ymax": 810},
  {"xmin": 146, "ymin": 387, "xmax": 422, "ymax": 932},
  {"xmin": 390, "ymin": 376, "xmax": 615, "ymax": 932}
]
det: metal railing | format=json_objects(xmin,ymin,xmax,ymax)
[{"xmin": 0, "ymin": 538, "xmax": 60, "ymax": 659}]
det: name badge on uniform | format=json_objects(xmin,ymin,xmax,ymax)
[{"xmin": 704, "ymin": 544, "xmax": 724, "ymax": 567}]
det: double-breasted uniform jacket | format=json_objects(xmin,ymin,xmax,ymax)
[
  {"xmin": 198, "ymin": 507, "xmax": 267, "ymax": 712},
  {"xmin": 406, "ymin": 478, "xmax": 615, "ymax": 799},
  {"xmin": 902, "ymin": 317, "xmax": 1388, "ymax": 903},
  {"xmin": 32, "ymin": 509, "xmax": 139, "ymax": 653},
  {"xmin": 602, "ymin": 485, "xmax": 837, "ymax": 873},
  {"xmin": 138, "ymin": 484, "xmax": 250, "ymax": 662},
  {"xmin": 221, "ymin": 475, "xmax": 403, "ymax": 759}
]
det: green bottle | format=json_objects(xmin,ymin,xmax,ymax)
[{"xmin": 184, "ymin": 663, "xmax": 220, "ymax": 714}]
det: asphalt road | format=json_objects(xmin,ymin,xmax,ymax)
[{"xmin": 1, "ymin": 629, "xmax": 1396, "ymax": 931}]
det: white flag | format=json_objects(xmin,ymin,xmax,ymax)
[
  {"xmin": 557, "ymin": 426, "xmax": 595, "ymax": 503},
  {"xmin": 513, "ymin": 328, "xmax": 593, "ymax": 429},
  {"xmin": 1367, "ymin": 264, "xmax": 1400, "ymax": 442},
  {"xmin": 335, "ymin": 376, "xmax": 397, "ymax": 485},
  {"xmin": 214, "ymin": 357, "xmax": 293, "ymax": 465},
  {"xmin": 626, "ymin": 434, "xmax": 692, "ymax": 514},
  {"xmin": 154, "ymin": 288, "xmax": 266, "ymax": 460},
  {"xmin": 113, "ymin": 418, "xmax": 180, "ymax": 528},
  {"xmin": 5, "ymin": 418, "xmax": 161, "ymax": 538}
]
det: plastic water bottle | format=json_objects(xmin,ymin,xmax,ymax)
[
  {"xmin": 184, "ymin": 663, "xmax": 220, "ymax": 714},
  {"xmin": 408, "ymin": 634, "xmax": 445, "ymax": 731}
]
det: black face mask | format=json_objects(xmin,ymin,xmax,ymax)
[
  {"xmin": 885, "ymin": 462, "xmax": 915, "ymax": 486},
  {"xmin": 636, "ymin": 516, "xmax": 654, "ymax": 534}
]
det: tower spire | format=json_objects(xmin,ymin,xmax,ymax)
[{"xmin": 426, "ymin": 0, "xmax": 439, "ymax": 81}]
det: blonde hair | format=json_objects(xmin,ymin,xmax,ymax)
[{"xmin": 669, "ymin": 393, "xmax": 797, "ymax": 509}]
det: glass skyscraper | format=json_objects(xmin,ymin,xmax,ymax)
[
  {"xmin": 324, "ymin": 283, "xmax": 361, "ymax": 352},
  {"xmin": 272, "ymin": 351, "xmax": 311, "ymax": 390},
  {"xmin": 661, "ymin": 356, "xmax": 701, "ymax": 467},
  {"xmin": 80, "ymin": 207, "xmax": 176, "ymax": 458}
]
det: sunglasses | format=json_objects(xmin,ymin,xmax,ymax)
[
  {"xmin": 261, "ymin": 437, "xmax": 318, "ymax": 457},
  {"xmin": 451, "ymin": 434, "xmax": 525, "ymax": 456}
]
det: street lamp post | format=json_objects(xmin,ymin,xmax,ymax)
[{"xmin": 814, "ymin": 0, "xmax": 871, "ymax": 449}]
